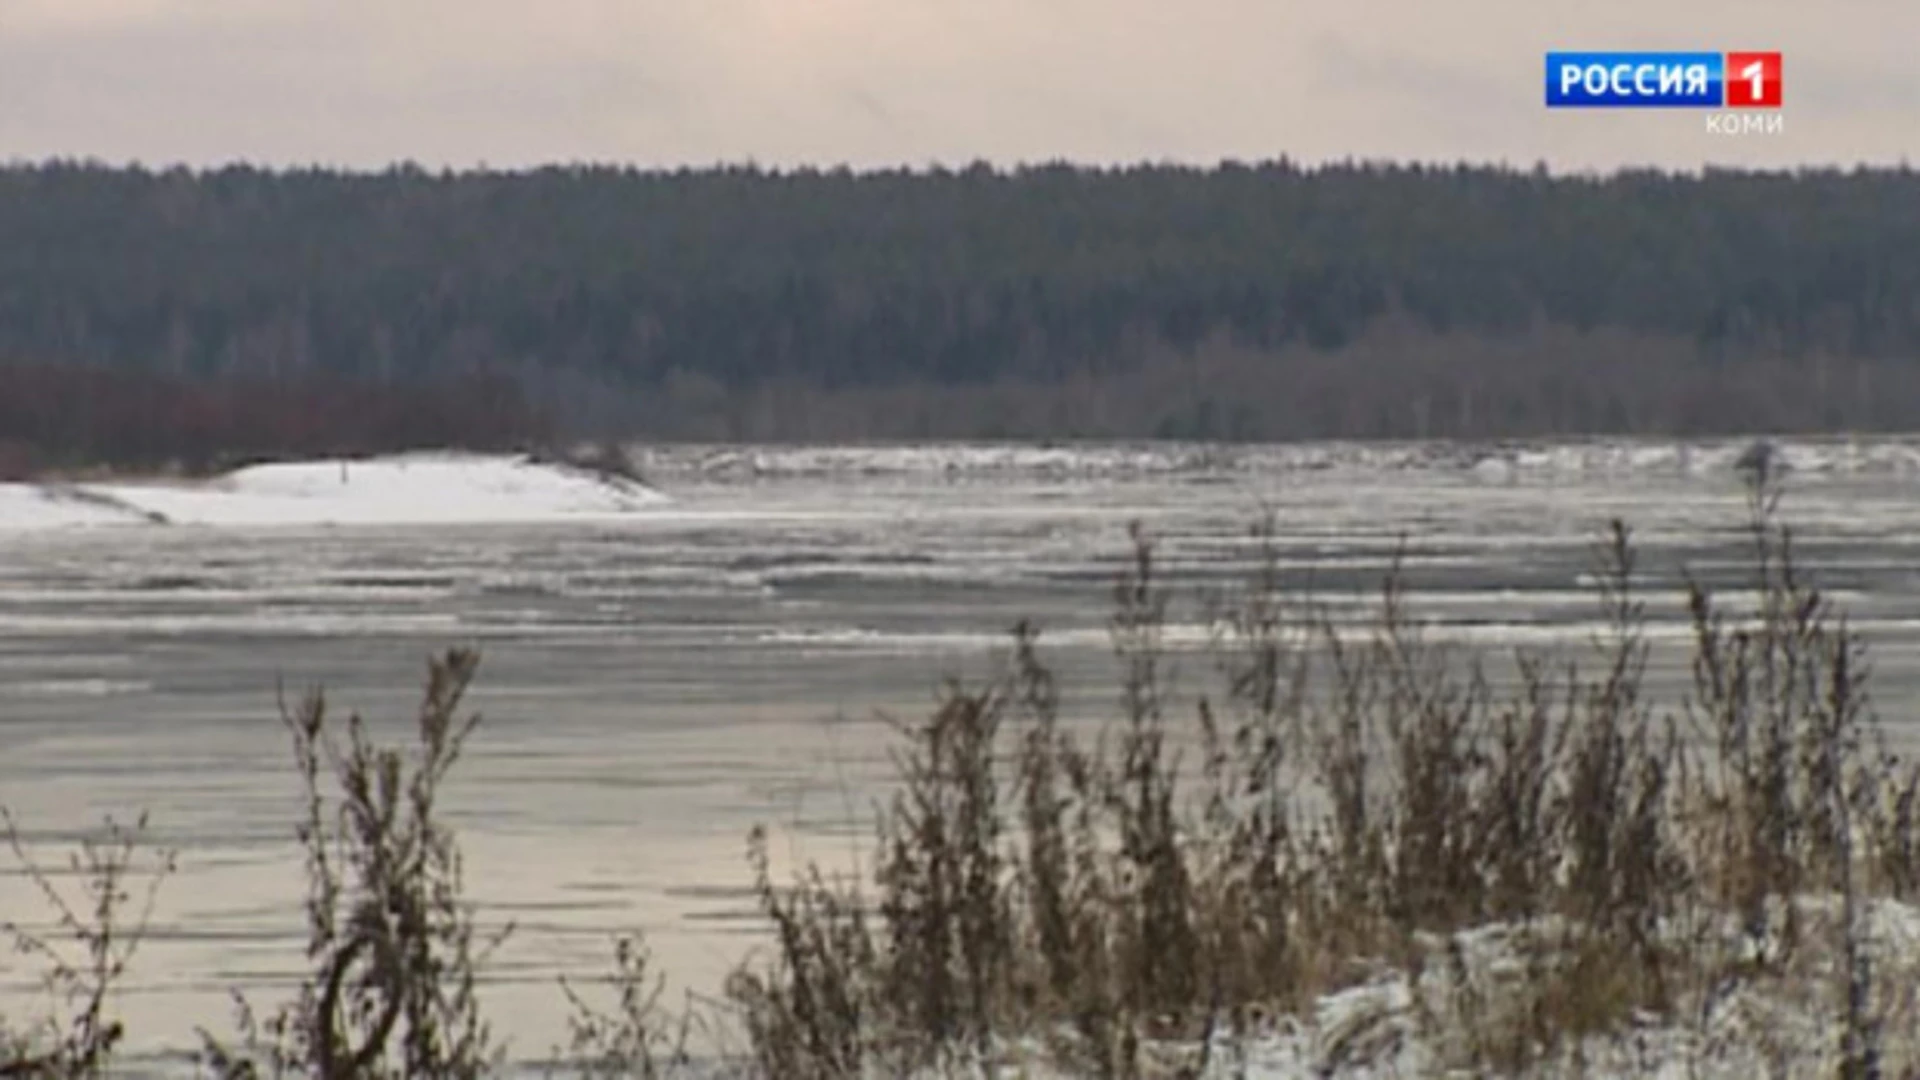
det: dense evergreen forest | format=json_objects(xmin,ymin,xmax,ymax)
[{"xmin": 3, "ymin": 160, "xmax": 1919, "ymax": 465}]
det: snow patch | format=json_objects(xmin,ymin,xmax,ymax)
[
  {"xmin": 0, "ymin": 454, "xmax": 668, "ymax": 531},
  {"xmin": 894, "ymin": 899, "xmax": 1920, "ymax": 1078}
]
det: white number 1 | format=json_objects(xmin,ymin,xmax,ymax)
[{"xmin": 1740, "ymin": 59, "xmax": 1766, "ymax": 99}]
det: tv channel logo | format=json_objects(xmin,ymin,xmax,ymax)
[{"xmin": 1546, "ymin": 52, "xmax": 1783, "ymax": 108}]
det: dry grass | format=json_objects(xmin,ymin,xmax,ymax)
[
  {"xmin": 726, "ymin": 476, "xmax": 1920, "ymax": 1077},
  {"xmin": 551, "ymin": 933, "xmax": 699, "ymax": 1080}
]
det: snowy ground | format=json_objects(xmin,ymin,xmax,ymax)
[
  {"xmin": 497, "ymin": 897, "xmax": 1920, "ymax": 1078},
  {"xmin": 0, "ymin": 454, "xmax": 667, "ymax": 530},
  {"xmin": 882, "ymin": 898, "xmax": 1920, "ymax": 1079}
]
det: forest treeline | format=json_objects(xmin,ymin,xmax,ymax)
[{"xmin": 3, "ymin": 160, "xmax": 1919, "ymax": 461}]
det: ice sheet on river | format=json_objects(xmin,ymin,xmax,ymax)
[
  {"xmin": 0, "ymin": 453, "xmax": 667, "ymax": 530},
  {"xmin": 634, "ymin": 435, "xmax": 1920, "ymax": 483}
]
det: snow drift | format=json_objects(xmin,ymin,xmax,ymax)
[{"xmin": 0, "ymin": 454, "xmax": 667, "ymax": 531}]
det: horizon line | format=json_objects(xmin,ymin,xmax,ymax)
[{"xmin": 4, "ymin": 154, "xmax": 1915, "ymax": 181}]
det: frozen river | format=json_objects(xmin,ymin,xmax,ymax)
[{"xmin": 2, "ymin": 438, "xmax": 1919, "ymax": 1066}]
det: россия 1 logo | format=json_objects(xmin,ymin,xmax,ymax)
[{"xmin": 1545, "ymin": 51, "xmax": 1783, "ymax": 108}]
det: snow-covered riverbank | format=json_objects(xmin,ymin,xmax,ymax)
[{"xmin": 0, "ymin": 454, "xmax": 666, "ymax": 530}]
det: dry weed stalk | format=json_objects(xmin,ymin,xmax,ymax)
[
  {"xmin": 199, "ymin": 648, "xmax": 508, "ymax": 1080},
  {"xmin": 0, "ymin": 812, "xmax": 173, "ymax": 1079}
]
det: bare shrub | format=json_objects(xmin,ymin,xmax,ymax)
[
  {"xmin": 0, "ymin": 812, "xmax": 173, "ymax": 1078},
  {"xmin": 199, "ymin": 648, "xmax": 508, "ymax": 1080},
  {"xmin": 552, "ymin": 932, "xmax": 698, "ymax": 1080},
  {"xmin": 723, "ymin": 828, "xmax": 877, "ymax": 1080}
]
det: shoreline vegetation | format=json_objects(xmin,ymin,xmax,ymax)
[{"xmin": 4, "ymin": 472, "xmax": 1920, "ymax": 1077}]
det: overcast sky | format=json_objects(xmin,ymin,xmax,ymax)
[{"xmin": 2, "ymin": 0, "xmax": 1913, "ymax": 173}]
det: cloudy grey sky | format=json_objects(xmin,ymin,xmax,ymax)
[{"xmin": 2, "ymin": 0, "xmax": 1913, "ymax": 172}]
